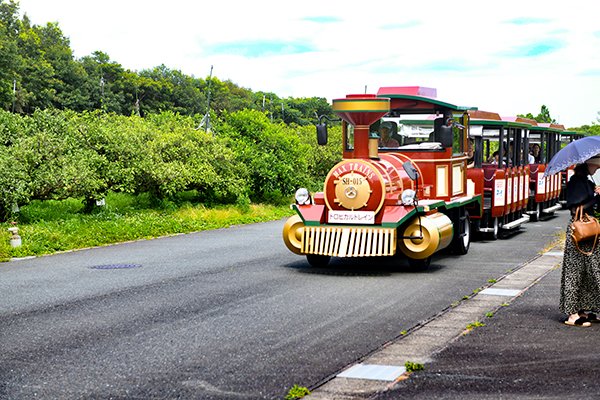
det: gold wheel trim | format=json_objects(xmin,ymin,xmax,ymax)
[{"xmin": 282, "ymin": 215, "xmax": 304, "ymax": 255}]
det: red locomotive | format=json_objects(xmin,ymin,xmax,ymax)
[{"xmin": 283, "ymin": 87, "xmax": 481, "ymax": 268}]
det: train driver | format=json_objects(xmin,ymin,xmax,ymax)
[{"xmin": 378, "ymin": 122, "xmax": 400, "ymax": 148}]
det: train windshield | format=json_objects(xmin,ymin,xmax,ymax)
[{"xmin": 369, "ymin": 114, "xmax": 465, "ymax": 155}]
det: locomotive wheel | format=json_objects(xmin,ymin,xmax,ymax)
[
  {"xmin": 451, "ymin": 211, "xmax": 471, "ymax": 255},
  {"xmin": 487, "ymin": 217, "xmax": 499, "ymax": 241},
  {"xmin": 306, "ymin": 254, "xmax": 331, "ymax": 267},
  {"xmin": 530, "ymin": 204, "xmax": 541, "ymax": 222},
  {"xmin": 407, "ymin": 256, "xmax": 431, "ymax": 271},
  {"xmin": 470, "ymin": 218, "xmax": 481, "ymax": 242}
]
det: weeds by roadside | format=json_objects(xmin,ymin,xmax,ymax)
[
  {"xmin": 285, "ymin": 384, "xmax": 310, "ymax": 399},
  {"xmin": 1, "ymin": 192, "xmax": 293, "ymax": 262}
]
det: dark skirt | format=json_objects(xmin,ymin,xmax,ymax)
[{"xmin": 560, "ymin": 218, "xmax": 600, "ymax": 315}]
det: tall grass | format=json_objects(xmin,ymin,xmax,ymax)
[{"xmin": 0, "ymin": 192, "xmax": 293, "ymax": 262}]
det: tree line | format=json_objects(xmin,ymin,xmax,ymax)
[
  {"xmin": 0, "ymin": 0, "xmax": 344, "ymax": 221},
  {"xmin": 0, "ymin": 0, "xmax": 333, "ymax": 125},
  {"xmin": 2, "ymin": 0, "xmax": 598, "ymax": 223}
]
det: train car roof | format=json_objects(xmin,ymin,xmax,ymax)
[
  {"xmin": 562, "ymin": 130, "xmax": 585, "ymax": 136},
  {"xmin": 377, "ymin": 86, "xmax": 476, "ymax": 114},
  {"xmin": 468, "ymin": 110, "xmax": 532, "ymax": 129},
  {"xmin": 530, "ymin": 122, "xmax": 566, "ymax": 133}
]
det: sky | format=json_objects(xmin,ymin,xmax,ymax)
[{"xmin": 17, "ymin": 0, "xmax": 600, "ymax": 128}]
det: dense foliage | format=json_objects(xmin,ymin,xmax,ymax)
[
  {"xmin": 0, "ymin": 0, "xmax": 345, "ymax": 222},
  {"xmin": 518, "ymin": 105, "xmax": 600, "ymax": 137},
  {"xmin": 0, "ymin": 109, "xmax": 342, "ymax": 220},
  {"xmin": 0, "ymin": 0, "xmax": 333, "ymax": 124},
  {"xmin": 2, "ymin": 0, "xmax": 598, "ymax": 225},
  {"xmin": 572, "ymin": 112, "xmax": 600, "ymax": 136}
]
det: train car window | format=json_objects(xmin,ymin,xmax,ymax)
[
  {"xmin": 447, "ymin": 119, "xmax": 463, "ymax": 155},
  {"xmin": 451, "ymin": 124, "xmax": 463, "ymax": 155},
  {"xmin": 379, "ymin": 117, "xmax": 434, "ymax": 149}
]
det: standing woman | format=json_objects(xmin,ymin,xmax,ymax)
[{"xmin": 560, "ymin": 156, "xmax": 600, "ymax": 327}]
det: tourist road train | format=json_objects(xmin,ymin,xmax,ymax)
[{"xmin": 282, "ymin": 86, "xmax": 583, "ymax": 268}]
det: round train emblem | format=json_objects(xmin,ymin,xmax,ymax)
[{"xmin": 324, "ymin": 160, "xmax": 385, "ymax": 213}]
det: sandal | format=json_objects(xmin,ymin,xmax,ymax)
[
  {"xmin": 585, "ymin": 313, "xmax": 600, "ymax": 323},
  {"xmin": 565, "ymin": 317, "xmax": 592, "ymax": 327}
]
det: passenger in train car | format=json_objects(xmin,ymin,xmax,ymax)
[
  {"xmin": 377, "ymin": 122, "xmax": 400, "ymax": 148},
  {"xmin": 467, "ymin": 137, "xmax": 475, "ymax": 168},
  {"xmin": 494, "ymin": 142, "xmax": 510, "ymax": 166},
  {"xmin": 531, "ymin": 143, "xmax": 542, "ymax": 163},
  {"xmin": 560, "ymin": 156, "xmax": 600, "ymax": 327},
  {"xmin": 508, "ymin": 142, "xmax": 516, "ymax": 165},
  {"xmin": 528, "ymin": 149, "xmax": 536, "ymax": 164}
]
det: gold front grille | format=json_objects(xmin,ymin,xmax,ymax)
[{"xmin": 302, "ymin": 226, "xmax": 396, "ymax": 257}]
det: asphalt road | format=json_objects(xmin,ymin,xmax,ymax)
[{"xmin": 0, "ymin": 211, "xmax": 569, "ymax": 399}]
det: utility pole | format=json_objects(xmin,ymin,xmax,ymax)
[
  {"xmin": 198, "ymin": 65, "xmax": 213, "ymax": 133},
  {"xmin": 100, "ymin": 76, "xmax": 105, "ymax": 111},
  {"xmin": 11, "ymin": 79, "xmax": 16, "ymax": 113}
]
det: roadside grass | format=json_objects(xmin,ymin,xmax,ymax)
[
  {"xmin": 405, "ymin": 361, "xmax": 424, "ymax": 372},
  {"xmin": 284, "ymin": 384, "xmax": 311, "ymax": 400},
  {"xmin": 1, "ymin": 192, "xmax": 294, "ymax": 262}
]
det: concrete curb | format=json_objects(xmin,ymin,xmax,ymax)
[{"xmin": 305, "ymin": 246, "xmax": 564, "ymax": 400}]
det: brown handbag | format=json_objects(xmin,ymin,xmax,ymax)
[{"xmin": 571, "ymin": 205, "xmax": 600, "ymax": 255}]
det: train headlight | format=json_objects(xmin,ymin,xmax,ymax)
[
  {"xmin": 401, "ymin": 189, "xmax": 417, "ymax": 206},
  {"xmin": 295, "ymin": 188, "xmax": 311, "ymax": 205}
]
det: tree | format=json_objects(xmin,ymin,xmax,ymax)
[
  {"xmin": 137, "ymin": 65, "xmax": 204, "ymax": 116},
  {"xmin": 4, "ymin": 1, "xmax": 335, "ymax": 124},
  {"xmin": 0, "ymin": 0, "xmax": 20, "ymax": 111},
  {"xmin": 219, "ymin": 109, "xmax": 312, "ymax": 203},
  {"xmin": 35, "ymin": 22, "xmax": 88, "ymax": 111},
  {"xmin": 16, "ymin": 19, "xmax": 57, "ymax": 112},
  {"xmin": 518, "ymin": 105, "xmax": 556, "ymax": 124},
  {"xmin": 537, "ymin": 105, "xmax": 555, "ymax": 123},
  {"xmin": 79, "ymin": 51, "xmax": 127, "ymax": 113}
]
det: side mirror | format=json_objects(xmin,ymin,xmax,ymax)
[
  {"xmin": 402, "ymin": 161, "xmax": 419, "ymax": 181},
  {"xmin": 439, "ymin": 125, "xmax": 454, "ymax": 148},
  {"xmin": 316, "ymin": 123, "xmax": 328, "ymax": 146}
]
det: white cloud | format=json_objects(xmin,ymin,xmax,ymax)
[{"xmin": 17, "ymin": 0, "xmax": 600, "ymax": 127}]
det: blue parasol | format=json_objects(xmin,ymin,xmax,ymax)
[{"xmin": 544, "ymin": 136, "xmax": 600, "ymax": 177}]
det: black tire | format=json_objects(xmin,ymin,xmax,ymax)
[
  {"xmin": 487, "ymin": 217, "xmax": 499, "ymax": 241},
  {"xmin": 530, "ymin": 203, "xmax": 541, "ymax": 222},
  {"xmin": 451, "ymin": 210, "xmax": 471, "ymax": 255},
  {"xmin": 471, "ymin": 218, "xmax": 481, "ymax": 242},
  {"xmin": 306, "ymin": 254, "xmax": 331, "ymax": 267}
]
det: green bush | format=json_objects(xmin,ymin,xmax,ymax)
[
  {"xmin": 220, "ymin": 109, "xmax": 313, "ymax": 203},
  {"xmin": 0, "ymin": 107, "xmax": 341, "ymax": 221},
  {"xmin": 295, "ymin": 124, "xmax": 342, "ymax": 191},
  {"xmin": 0, "ymin": 147, "xmax": 30, "ymax": 220}
]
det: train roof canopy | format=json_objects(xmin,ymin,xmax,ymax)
[
  {"xmin": 377, "ymin": 86, "xmax": 476, "ymax": 114},
  {"xmin": 468, "ymin": 110, "xmax": 532, "ymax": 129},
  {"xmin": 530, "ymin": 122, "xmax": 566, "ymax": 133},
  {"xmin": 468, "ymin": 110, "xmax": 502, "ymax": 121},
  {"xmin": 502, "ymin": 116, "xmax": 538, "ymax": 126}
]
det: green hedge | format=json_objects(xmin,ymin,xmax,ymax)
[{"xmin": 0, "ymin": 109, "xmax": 342, "ymax": 221}]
